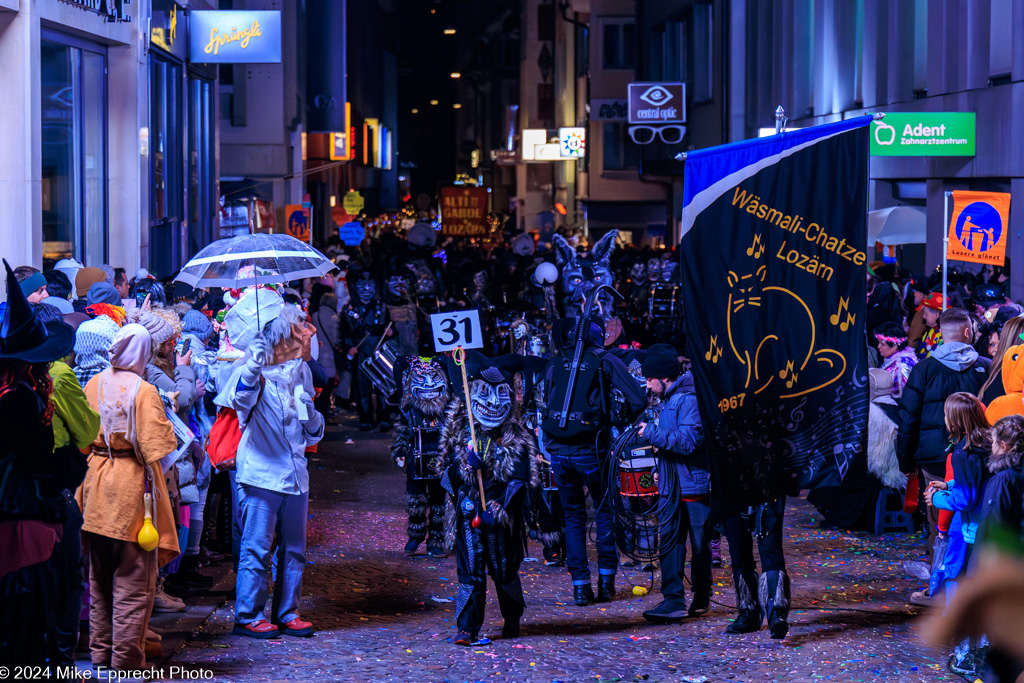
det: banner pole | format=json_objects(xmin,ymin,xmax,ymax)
[{"xmin": 942, "ymin": 191, "xmax": 951, "ymax": 312}]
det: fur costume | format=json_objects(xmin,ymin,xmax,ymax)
[
  {"xmin": 867, "ymin": 369, "xmax": 907, "ymax": 490},
  {"xmin": 391, "ymin": 356, "xmax": 451, "ymax": 555},
  {"xmin": 439, "ymin": 354, "xmax": 539, "ymax": 642}
]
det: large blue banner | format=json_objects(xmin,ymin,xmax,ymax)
[{"xmin": 681, "ymin": 117, "xmax": 872, "ymax": 514}]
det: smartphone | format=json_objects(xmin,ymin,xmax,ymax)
[{"xmin": 177, "ymin": 337, "xmax": 191, "ymax": 356}]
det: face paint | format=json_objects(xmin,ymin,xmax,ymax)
[
  {"xmin": 470, "ymin": 379, "xmax": 512, "ymax": 429},
  {"xmin": 355, "ymin": 278, "xmax": 377, "ymax": 304}
]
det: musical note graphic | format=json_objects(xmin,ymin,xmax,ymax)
[
  {"xmin": 779, "ymin": 360, "xmax": 798, "ymax": 389},
  {"xmin": 834, "ymin": 385, "xmax": 846, "ymax": 403},
  {"xmin": 746, "ymin": 233, "xmax": 765, "ymax": 259},
  {"xmin": 829, "ymin": 297, "xmax": 856, "ymax": 331},
  {"xmin": 705, "ymin": 335, "xmax": 724, "ymax": 363}
]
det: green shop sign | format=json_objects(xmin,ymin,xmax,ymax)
[{"xmin": 870, "ymin": 112, "xmax": 975, "ymax": 156}]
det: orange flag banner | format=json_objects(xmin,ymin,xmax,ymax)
[{"xmin": 946, "ymin": 190, "xmax": 1010, "ymax": 266}]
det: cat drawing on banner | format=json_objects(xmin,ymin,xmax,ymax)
[{"xmin": 723, "ymin": 232, "xmax": 846, "ymax": 399}]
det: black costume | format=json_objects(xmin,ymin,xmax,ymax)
[
  {"xmin": 391, "ymin": 357, "xmax": 451, "ymax": 556},
  {"xmin": 723, "ymin": 497, "xmax": 791, "ymax": 639},
  {"xmin": 340, "ymin": 266, "xmax": 390, "ymax": 429},
  {"xmin": 441, "ymin": 354, "xmax": 538, "ymax": 644},
  {"xmin": 540, "ymin": 316, "xmax": 645, "ymax": 605}
]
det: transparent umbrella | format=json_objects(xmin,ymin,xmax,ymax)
[{"xmin": 173, "ymin": 233, "xmax": 336, "ymax": 289}]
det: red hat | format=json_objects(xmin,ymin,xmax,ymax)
[{"xmin": 917, "ymin": 292, "xmax": 946, "ymax": 312}]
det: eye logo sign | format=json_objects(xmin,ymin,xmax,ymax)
[
  {"xmin": 873, "ymin": 121, "xmax": 896, "ymax": 146},
  {"xmin": 640, "ymin": 85, "xmax": 673, "ymax": 107}
]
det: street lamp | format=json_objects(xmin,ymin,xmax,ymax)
[
  {"xmin": 429, "ymin": 99, "xmax": 439, "ymax": 106},
  {"xmin": 443, "ymin": 28, "xmax": 456, "ymax": 35},
  {"xmin": 453, "ymin": 103, "xmax": 462, "ymax": 109},
  {"xmin": 450, "ymin": 72, "xmax": 461, "ymax": 79}
]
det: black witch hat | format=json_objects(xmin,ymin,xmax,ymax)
[{"xmin": 0, "ymin": 259, "xmax": 75, "ymax": 363}]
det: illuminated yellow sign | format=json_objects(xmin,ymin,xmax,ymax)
[{"xmin": 189, "ymin": 11, "xmax": 282, "ymax": 64}]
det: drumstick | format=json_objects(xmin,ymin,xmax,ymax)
[
  {"xmin": 453, "ymin": 348, "xmax": 488, "ymax": 518},
  {"xmin": 539, "ymin": 457, "xmax": 552, "ymax": 465}
]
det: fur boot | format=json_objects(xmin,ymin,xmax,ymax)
[
  {"xmin": 760, "ymin": 570, "xmax": 791, "ymax": 639},
  {"xmin": 407, "ymin": 493, "xmax": 428, "ymax": 546},
  {"xmin": 725, "ymin": 569, "xmax": 761, "ymax": 634}
]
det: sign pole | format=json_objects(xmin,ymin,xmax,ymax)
[{"xmin": 942, "ymin": 191, "xmax": 952, "ymax": 311}]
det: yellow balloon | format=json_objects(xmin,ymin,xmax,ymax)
[
  {"xmin": 632, "ymin": 586, "xmax": 648, "ymax": 596},
  {"xmin": 137, "ymin": 492, "xmax": 160, "ymax": 552}
]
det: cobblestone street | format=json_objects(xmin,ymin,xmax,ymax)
[{"xmin": 161, "ymin": 419, "xmax": 956, "ymax": 682}]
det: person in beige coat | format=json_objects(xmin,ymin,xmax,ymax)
[{"xmin": 78, "ymin": 323, "xmax": 179, "ymax": 670}]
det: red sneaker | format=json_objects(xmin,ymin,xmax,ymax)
[
  {"xmin": 232, "ymin": 620, "xmax": 280, "ymax": 639},
  {"xmin": 275, "ymin": 617, "xmax": 315, "ymax": 637}
]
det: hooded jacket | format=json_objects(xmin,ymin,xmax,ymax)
[
  {"xmin": 896, "ymin": 342, "xmax": 990, "ymax": 472},
  {"xmin": 643, "ymin": 373, "xmax": 711, "ymax": 498}
]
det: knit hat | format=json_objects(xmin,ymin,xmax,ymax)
[
  {"xmin": 75, "ymin": 267, "xmax": 106, "ymax": 297},
  {"xmin": 53, "ymin": 258, "xmax": 84, "ymax": 289},
  {"xmin": 18, "ymin": 272, "xmax": 47, "ymax": 298},
  {"xmin": 87, "ymin": 282, "xmax": 122, "ymax": 306},
  {"xmin": 642, "ymin": 345, "xmax": 682, "ymax": 379},
  {"xmin": 181, "ymin": 309, "xmax": 214, "ymax": 341},
  {"xmin": 127, "ymin": 309, "xmax": 174, "ymax": 347},
  {"xmin": 150, "ymin": 307, "xmax": 183, "ymax": 338},
  {"xmin": 73, "ymin": 315, "xmax": 119, "ymax": 385}
]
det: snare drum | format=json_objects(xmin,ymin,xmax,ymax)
[
  {"xmin": 619, "ymin": 446, "xmax": 658, "ymax": 498},
  {"xmin": 411, "ymin": 452, "xmax": 442, "ymax": 480},
  {"xmin": 648, "ymin": 284, "xmax": 681, "ymax": 320},
  {"xmin": 359, "ymin": 340, "xmax": 399, "ymax": 402}
]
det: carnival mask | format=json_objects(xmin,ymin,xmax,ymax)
[
  {"xmin": 629, "ymin": 261, "xmax": 646, "ymax": 282},
  {"xmin": 627, "ymin": 359, "xmax": 646, "ymax": 387},
  {"xmin": 472, "ymin": 271, "xmax": 489, "ymax": 292},
  {"xmin": 528, "ymin": 335, "xmax": 548, "ymax": 357},
  {"xmin": 409, "ymin": 362, "xmax": 449, "ymax": 403},
  {"xmin": 553, "ymin": 231, "xmax": 617, "ymax": 316},
  {"xmin": 647, "ymin": 258, "xmax": 662, "ymax": 282},
  {"xmin": 470, "ymin": 376, "xmax": 512, "ymax": 429},
  {"xmin": 511, "ymin": 319, "xmax": 530, "ymax": 340},
  {"xmin": 661, "ymin": 259, "xmax": 678, "ymax": 282},
  {"xmin": 387, "ymin": 275, "xmax": 410, "ymax": 300},
  {"xmin": 415, "ymin": 265, "xmax": 436, "ymax": 295},
  {"xmin": 355, "ymin": 278, "xmax": 377, "ymax": 304}
]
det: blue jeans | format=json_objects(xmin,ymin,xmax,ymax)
[
  {"xmin": 550, "ymin": 444, "xmax": 617, "ymax": 584},
  {"xmin": 235, "ymin": 485, "xmax": 309, "ymax": 625}
]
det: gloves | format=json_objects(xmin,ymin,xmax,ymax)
[
  {"xmin": 241, "ymin": 338, "xmax": 272, "ymax": 386},
  {"xmin": 467, "ymin": 441, "xmax": 483, "ymax": 469},
  {"xmin": 480, "ymin": 509, "xmax": 496, "ymax": 526}
]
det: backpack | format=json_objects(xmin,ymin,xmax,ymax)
[
  {"xmin": 541, "ymin": 350, "xmax": 607, "ymax": 439},
  {"xmin": 206, "ymin": 380, "xmax": 263, "ymax": 472}
]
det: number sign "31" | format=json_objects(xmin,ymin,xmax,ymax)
[{"xmin": 430, "ymin": 310, "xmax": 484, "ymax": 352}]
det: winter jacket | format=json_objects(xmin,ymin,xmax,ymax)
[
  {"xmin": 931, "ymin": 440, "xmax": 991, "ymax": 544},
  {"xmin": 643, "ymin": 373, "xmax": 711, "ymax": 498},
  {"xmin": 147, "ymin": 362, "xmax": 199, "ymax": 504},
  {"xmin": 979, "ymin": 448, "xmax": 1024, "ymax": 543},
  {"xmin": 896, "ymin": 342, "xmax": 990, "ymax": 472}
]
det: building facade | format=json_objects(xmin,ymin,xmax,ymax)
[{"xmin": 0, "ymin": 0, "xmax": 219, "ymax": 278}]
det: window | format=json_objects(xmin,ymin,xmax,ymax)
[
  {"xmin": 188, "ymin": 77, "xmax": 215, "ymax": 256},
  {"xmin": 602, "ymin": 19, "xmax": 636, "ymax": 70},
  {"xmin": 150, "ymin": 55, "xmax": 184, "ymax": 275},
  {"xmin": 40, "ymin": 34, "xmax": 107, "ymax": 266},
  {"xmin": 602, "ymin": 123, "xmax": 638, "ymax": 171}
]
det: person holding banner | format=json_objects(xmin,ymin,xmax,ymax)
[{"xmin": 439, "ymin": 351, "xmax": 538, "ymax": 645}]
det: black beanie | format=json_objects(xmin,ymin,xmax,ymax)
[{"xmin": 642, "ymin": 349, "xmax": 682, "ymax": 379}]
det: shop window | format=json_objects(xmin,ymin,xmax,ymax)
[
  {"xmin": 602, "ymin": 19, "xmax": 636, "ymax": 71},
  {"xmin": 150, "ymin": 55, "xmax": 184, "ymax": 275},
  {"xmin": 40, "ymin": 35, "xmax": 107, "ymax": 266},
  {"xmin": 188, "ymin": 77, "xmax": 215, "ymax": 255},
  {"xmin": 602, "ymin": 123, "xmax": 638, "ymax": 171}
]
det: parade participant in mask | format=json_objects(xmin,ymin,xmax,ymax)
[
  {"xmin": 219, "ymin": 288, "xmax": 324, "ymax": 639},
  {"xmin": 384, "ymin": 259, "xmax": 419, "ymax": 357},
  {"xmin": 391, "ymin": 356, "xmax": 452, "ymax": 556},
  {"xmin": 552, "ymin": 232, "xmax": 618, "ymax": 320},
  {"xmin": 340, "ymin": 263, "xmax": 391, "ymax": 431},
  {"xmin": 541, "ymin": 314, "xmax": 645, "ymax": 606},
  {"xmin": 440, "ymin": 351, "xmax": 539, "ymax": 645}
]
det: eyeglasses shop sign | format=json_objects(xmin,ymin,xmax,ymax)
[
  {"xmin": 189, "ymin": 10, "xmax": 282, "ymax": 64},
  {"xmin": 628, "ymin": 83, "xmax": 686, "ymax": 125},
  {"xmin": 870, "ymin": 112, "xmax": 975, "ymax": 156}
]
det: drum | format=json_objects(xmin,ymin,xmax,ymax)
[
  {"xmin": 359, "ymin": 340, "xmax": 399, "ymax": 402},
  {"xmin": 538, "ymin": 461, "xmax": 557, "ymax": 491},
  {"xmin": 619, "ymin": 446, "xmax": 658, "ymax": 498},
  {"xmin": 648, "ymin": 285, "xmax": 681, "ymax": 319},
  {"xmin": 411, "ymin": 452, "xmax": 442, "ymax": 480},
  {"xmin": 411, "ymin": 425, "xmax": 442, "ymax": 480}
]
